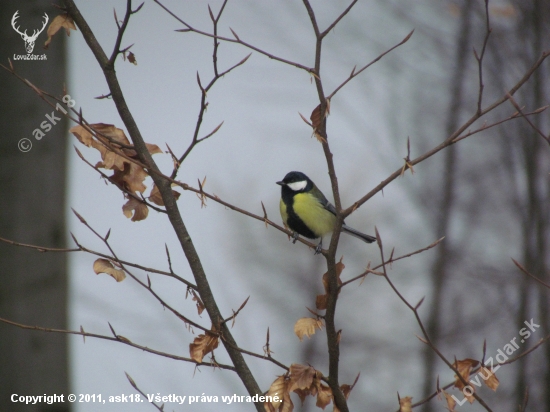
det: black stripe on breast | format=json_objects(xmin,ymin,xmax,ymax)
[{"xmin": 281, "ymin": 187, "xmax": 318, "ymax": 239}]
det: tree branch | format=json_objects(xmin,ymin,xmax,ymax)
[
  {"xmin": 0, "ymin": 317, "xmax": 234, "ymax": 370},
  {"xmin": 154, "ymin": 0, "xmax": 312, "ymax": 73},
  {"xmin": 62, "ymin": 1, "xmax": 265, "ymax": 408},
  {"xmin": 343, "ymin": 48, "xmax": 550, "ymax": 217}
]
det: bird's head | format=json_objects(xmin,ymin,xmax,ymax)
[{"xmin": 276, "ymin": 171, "xmax": 312, "ymax": 192}]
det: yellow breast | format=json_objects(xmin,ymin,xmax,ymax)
[{"xmin": 292, "ymin": 192, "xmax": 336, "ymax": 237}]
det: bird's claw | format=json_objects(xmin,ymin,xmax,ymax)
[{"xmin": 314, "ymin": 240, "xmax": 323, "ymax": 255}]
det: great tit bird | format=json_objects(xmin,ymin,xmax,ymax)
[{"xmin": 277, "ymin": 171, "xmax": 376, "ymax": 254}]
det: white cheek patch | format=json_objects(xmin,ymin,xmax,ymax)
[{"xmin": 287, "ymin": 180, "xmax": 307, "ymax": 191}]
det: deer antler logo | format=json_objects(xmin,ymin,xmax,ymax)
[{"xmin": 12, "ymin": 11, "xmax": 49, "ymax": 54}]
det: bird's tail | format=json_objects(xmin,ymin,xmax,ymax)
[{"xmin": 342, "ymin": 224, "xmax": 376, "ymax": 243}]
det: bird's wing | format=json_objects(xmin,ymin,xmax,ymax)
[{"xmin": 311, "ymin": 185, "xmax": 337, "ymax": 216}]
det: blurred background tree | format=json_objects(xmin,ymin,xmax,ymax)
[{"xmin": 0, "ymin": 1, "xmax": 69, "ymax": 411}]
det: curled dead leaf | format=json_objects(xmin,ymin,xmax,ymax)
[
  {"xmin": 127, "ymin": 51, "xmax": 137, "ymax": 65},
  {"xmin": 148, "ymin": 184, "xmax": 181, "ymax": 206},
  {"xmin": 441, "ymin": 390, "xmax": 456, "ymax": 412},
  {"xmin": 453, "ymin": 358, "xmax": 478, "ymax": 390},
  {"xmin": 310, "ymin": 104, "xmax": 322, "ymax": 130},
  {"xmin": 317, "ymin": 258, "xmax": 345, "ymax": 310},
  {"xmin": 315, "ymin": 384, "xmax": 332, "ymax": 410},
  {"xmin": 315, "ymin": 294, "xmax": 328, "ymax": 310},
  {"xmin": 44, "ymin": 14, "xmax": 76, "ymax": 49},
  {"xmin": 122, "ymin": 197, "xmax": 149, "ymax": 222},
  {"xmin": 265, "ymin": 375, "xmax": 293, "ymax": 412},
  {"xmin": 70, "ymin": 123, "xmax": 163, "ymax": 221},
  {"xmin": 148, "ymin": 184, "xmax": 164, "ymax": 206},
  {"xmin": 453, "ymin": 358, "xmax": 478, "ymax": 403},
  {"xmin": 479, "ymin": 366, "xmax": 499, "ymax": 391},
  {"xmin": 189, "ymin": 330, "xmax": 219, "ymax": 363},
  {"xmin": 399, "ymin": 396, "xmax": 413, "ymax": 412},
  {"xmin": 190, "ymin": 289, "xmax": 205, "ymax": 316},
  {"xmin": 294, "ymin": 317, "xmax": 323, "ymax": 341},
  {"xmin": 289, "ymin": 364, "xmax": 316, "ymax": 392},
  {"xmin": 321, "ymin": 259, "xmax": 345, "ymax": 292},
  {"xmin": 93, "ymin": 258, "xmax": 126, "ymax": 282},
  {"xmin": 340, "ymin": 384, "xmax": 351, "ymax": 400}
]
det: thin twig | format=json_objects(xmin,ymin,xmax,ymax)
[
  {"xmin": 340, "ymin": 237, "xmax": 445, "ymax": 288},
  {"xmin": 125, "ymin": 373, "xmax": 165, "ymax": 411},
  {"xmin": 344, "ymin": 49, "xmax": 550, "ymax": 218},
  {"xmin": 512, "ymin": 258, "xmax": 550, "ymax": 289},
  {"xmin": 506, "ymin": 93, "xmax": 550, "ymax": 145},
  {"xmin": 172, "ymin": 0, "xmax": 250, "ymax": 177},
  {"xmin": 0, "ymin": 235, "xmax": 196, "ymax": 289},
  {"xmin": 499, "ymin": 333, "xmax": 550, "ymax": 366},
  {"xmin": 375, "ymin": 228, "xmax": 493, "ymax": 412},
  {"xmin": 320, "ymin": 0, "xmax": 358, "ymax": 39},
  {"xmin": 71, "ymin": 209, "xmax": 207, "ymax": 332},
  {"xmin": 327, "ymin": 30, "xmax": 414, "ymax": 100},
  {"xmin": 474, "ymin": 0, "xmax": 491, "ymax": 114},
  {"xmin": 154, "ymin": 0, "xmax": 312, "ymax": 73},
  {"xmin": 109, "ymin": 0, "xmax": 133, "ymax": 66},
  {"xmin": 0, "ymin": 316, "xmax": 234, "ymax": 370}
]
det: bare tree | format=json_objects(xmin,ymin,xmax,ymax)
[{"xmin": 1, "ymin": 1, "xmax": 549, "ymax": 411}]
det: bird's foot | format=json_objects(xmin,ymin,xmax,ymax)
[{"xmin": 314, "ymin": 240, "xmax": 323, "ymax": 255}]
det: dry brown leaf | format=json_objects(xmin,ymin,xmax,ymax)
[
  {"xmin": 93, "ymin": 258, "xmax": 126, "ymax": 282},
  {"xmin": 148, "ymin": 184, "xmax": 181, "ymax": 206},
  {"xmin": 71, "ymin": 123, "xmax": 161, "ymax": 192},
  {"xmin": 44, "ymin": 14, "xmax": 76, "ymax": 49},
  {"xmin": 340, "ymin": 385, "xmax": 352, "ymax": 400},
  {"xmin": 265, "ymin": 375, "xmax": 293, "ymax": 412},
  {"xmin": 70, "ymin": 125, "xmax": 96, "ymax": 147},
  {"xmin": 122, "ymin": 197, "xmax": 149, "ymax": 222},
  {"xmin": 113, "ymin": 162, "xmax": 148, "ymax": 193},
  {"xmin": 479, "ymin": 366, "xmax": 499, "ymax": 391},
  {"xmin": 453, "ymin": 358, "xmax": 478, "ymax": 390},
  {"xmin": 316, "ymin": 294, "xmax": 328, "ymax": 310},
  {"xmin": 127, "ymin": 51, "xmax": 137, "ymax": 65},
  {"xmin": 442, "ymin": 390, "xmax": 456, "ymax": 412},
  {"xmin": 289, "ymin": 364, "xmax": 316, "ymax": 392},
  {"xmin": 293, "ymin": 389, "xmax": 310, "ymax": 405},
  {"xmin": 190, "ymin": 290, "xmax": 205, "ymax": 316},
  {"xmin": 280, "ymin": 390, "xmax": 293, "ymax": 412},
  {"xmin": 453, "ymin": 358, "xmax": 478, "ymax": 403},
  {"xmin": 189, "ymin": 330, "xmax": 219, "ymax": 363},
  {"xmin": 309, "ymin": 103, "xmax": 330, "ymax": 143},
  {"xmin": 317, "ymin": 259, "xmax": 345, "ymax": 309},
  {"xmin": 310, "ymin": 104, "xmax": 322, "ymax": 130},
  {"xmin": 294, "ymin": 317, "xmax": 323, "ymax": 341},
  {"xmin": 146, "ymin": 142, "xmax": 162, "ymax": 155},
  {"xmin": 399, "ymin": 396, "xmax": 413, "ymax": 412},
  {"xmin": 148, "ymin": 184, "xmax": 164, "ymax": 206},
  {"xmin": 71, "ymin": 124, "xmax": 128, "ymax": 172},
  {"xmin": 321, "ymin": 259, "xmax": 345, "ymax": 292},
  {"xmin": 71, "ymin": 123, "xmax": 165, "ymax": 222},
  {"xmin": 316, "ymin": 384, "xmax": 332, "ymax": 410},
  {"xmin": 93, "ymin": 123, "xmax": 132, "ymax": 147}
]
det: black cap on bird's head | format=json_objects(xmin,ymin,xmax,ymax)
[{"xmin": 276, "ymin": 171, "xmax": 313, "ymax": 192}]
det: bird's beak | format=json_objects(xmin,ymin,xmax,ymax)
[{"xmin": 276, "ymin": 181, "xmax": 284, "ymax": 186}]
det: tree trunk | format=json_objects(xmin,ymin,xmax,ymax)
[{"xmin": 0, "ymin": 1, "xmax": 69, "ymax": 411}]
